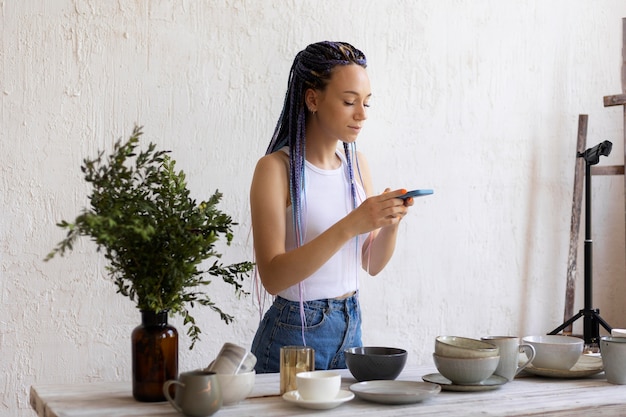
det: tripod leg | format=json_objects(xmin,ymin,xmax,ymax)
[
  {"xmin": 583, "ymin": 310, "xmax": 612, "ymax": 345},
  {"xmin": 549, "ymin": 311, "xmax": 583, "ymax": 335},
  {"xmin": 594, "ymin": 311, "xmax": 613, "ymax": 333},
  {"xmin": 584, "ymin": 312, "xmax": 599, "ymax": 345}
]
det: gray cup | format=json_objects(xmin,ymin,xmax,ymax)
[
  {"xmin": 163, "ymin": 370, "xmax": 222, "ymax": 417},
  {"xmin": 600, "ymin": 336, "xmax": 626, "ymax": 385},
  {"xmin": 481, "ymin": 336, "xmax": 536, "ymax": 382}
]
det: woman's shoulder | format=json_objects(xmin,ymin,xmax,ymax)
[
  {"xmin": 257, "ymin": 148, "xmax": 289, "ymax": 168},
  {"xmin": 253, "ymin": 149, "xmax": 290, "ymax": 183},
  {"xmin": 252, "ymin": 149, "xmax": 290, "ymax": 205}
]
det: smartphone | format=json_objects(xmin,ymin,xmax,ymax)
[{"xmin": 398, "ymin": 189, "xmax": 434, "ymax": 199}]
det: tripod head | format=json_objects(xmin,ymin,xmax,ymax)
[{"xmin": 578, "ymin": 140, "xmax": 613, "ymax": 165}]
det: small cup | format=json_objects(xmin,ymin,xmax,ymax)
[
  {"xmin": 296, "ymin": 370, "xmax": 341, "ymax": 401},
  {"xmin": 163, "ymin": 370, "xmax": 222, "ymax": 417},
  {"xmin": 207, "ymin": 342, "xmax": 257, "ymax": 374},
  {"xmin": 481, "ymin": 336, "xmax": 536, "ymax": 382},
  {"xmin": 280, "ymin": 345, "xmax": 315, "ymax": 394},
  {"xmin": 600, "ymin": 336, "xmax": 626, "ymax": 384}
]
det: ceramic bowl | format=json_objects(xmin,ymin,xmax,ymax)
[
  {"xmin": 522, "ymin": 335, "xmax": 583, "ymax": 371},
  {"xmin": 344, "ymin": 346, "xmax": 407, "ymax": 381},
  {"xmin": 435, "ymin": 336, "xmax": 500, "ymax": 359},
  {"xmin": 296, "ymin": 370, "xmax": 341, "ymax": 401},
  {"xmin": 432, "ymin": 353, "xmax": 499, "ymax": 385},
  {"xmin": 215, "ymin": 370, "xmax": 255, "ymax": 405}
]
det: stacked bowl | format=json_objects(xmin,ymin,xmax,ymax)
[{"xmin": 433, "ymin": 336, "xmax": 500, "ymax": 385}]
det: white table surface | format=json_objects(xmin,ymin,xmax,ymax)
[{"xmin": 30, "ymin": 362, "xmax": 625, "ymax": 417}]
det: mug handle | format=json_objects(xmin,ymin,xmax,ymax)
[
  {"xmin": 515, "ymin": 344, "xmax": 536, "ymax": 375},
  {"xmin": 163, "ymin": 380, "xmax": 184, "ymax": 413}
]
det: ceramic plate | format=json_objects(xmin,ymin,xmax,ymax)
[
  {"xmin": 349, "ymin": 380, "xmax": 441, "ymax": 404},
  {"xmin": 522, "ymin": 354, "xmax": 603, "ymax": 378},
  {"xmin": 422, "ymin": 373, "xmax": 507, "ymax": 392},
  {"xmin": 282, "ymin": 389, "xmax": 354, "ymax": 410}
]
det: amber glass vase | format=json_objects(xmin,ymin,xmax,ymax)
[{"xmin": 132, "ymin": 310, "xmax": 179, "ymax": 402}]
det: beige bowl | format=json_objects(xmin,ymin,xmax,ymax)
[
  {"xmin": 435, "ymin": 336, "xmax": 500, "ymax": 359},
  {"xmin": 216, "ymin": 370, "xmax": 255, "ymax": 405},
  {"xmin": 433, "ymin": 353, "xmax": 499, "ymax": 385},
  {"xmin": 522, "ymin": 335, "xmax": 583, "ymax": 371}
]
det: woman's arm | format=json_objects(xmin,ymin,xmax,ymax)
[
  {"xmin": 356, "ymin": 152, "xmax": 413, "ymax": 276},
  {"xmin": 250, "ymin": 152, "xmax": 409, "ymax": 294}
]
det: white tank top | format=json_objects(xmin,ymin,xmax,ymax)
[{"xmin": 278, "ymin": 148, "xmax": 367, "ymax": 301}]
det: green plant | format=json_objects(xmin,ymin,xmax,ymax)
[{"xmin": 45, "ymin": 126, "xmax": 254, "ymax": 349}]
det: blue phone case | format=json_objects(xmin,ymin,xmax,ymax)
[{"xmin": 399, "ymin": 189, "xmax": 434, "ymax": 199}]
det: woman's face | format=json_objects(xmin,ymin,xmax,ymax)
[{"xmin": 308, "ymin": 64, "xmax": 371, "ymax": 143}]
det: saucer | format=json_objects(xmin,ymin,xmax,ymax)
[
  {"xmin": 282, "ymin": 390, "xmax": 354, "ymax": 410},
  {"xmin": 349, "ymin": 380, "xmax": 441, "ymax": 404},
  {"xmin": 422, "ymin": 373, "xmax": 507, "ymax": 392},
  {"xmin": 522, "ymin": 354, "xmax": 603, "ymax": 378}
]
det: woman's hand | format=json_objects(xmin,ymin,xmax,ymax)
[{"xmin": 344, "ymin": 188, "xmax": 411, "ymax": 236}]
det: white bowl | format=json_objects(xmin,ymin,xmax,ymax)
[
  {"xmin": 435, "ymin": 336, "xmax": 499, "ymax": 359},
  {"xmin": 433, "ymin": 353, "xmax": 499, "ymax": 385},
  {"xmin": 522, "ymin": 335, "xmax": 583, "ymax": 371},
  {"xmin": 216, "ymin": 370, "xmax": 255, "ymax": 405},
  {"xmin": 296, "ymin": 370, "xmax": 341, "ymax": 401}
]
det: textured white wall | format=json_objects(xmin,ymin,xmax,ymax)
[{"xmin": 2, "ymin": 1, "xmax": 626, "ymax": 415}]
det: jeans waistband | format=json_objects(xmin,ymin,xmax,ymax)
[{"xmin": 275, "ymin": 292, "xmax": 359, "ymax": 311}]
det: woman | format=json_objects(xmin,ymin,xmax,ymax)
[{"xmin": 250, "ymin": 41, "xmax": 414, "ymax": 372}]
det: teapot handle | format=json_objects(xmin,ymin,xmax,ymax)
[{"xmin": 163, "ymin": 380, "xmax": 184, "ymax": 413}]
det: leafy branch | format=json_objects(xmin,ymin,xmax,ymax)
[{"xmin": 46, "ymin": 126, "xmax": 254, "ymax": 349}]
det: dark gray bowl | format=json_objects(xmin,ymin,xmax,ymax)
[{"xmin": 344, "ymin": 346, "xmax": 407, "ymax": 381}]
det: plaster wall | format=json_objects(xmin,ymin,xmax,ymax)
[{"xmin": 2, "ymin": 1, "xmax": 626, "ymax": 415}]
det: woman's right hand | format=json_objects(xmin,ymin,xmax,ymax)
[{"xmin": 346, "ymin": 188, "xmax": 411, "ymax": 235}]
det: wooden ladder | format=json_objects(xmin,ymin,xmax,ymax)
[{"xmin": 561, "ymin": 17, "xmax": 626, "ymax": 334}]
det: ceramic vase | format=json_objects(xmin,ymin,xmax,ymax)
[{"xmin": 132, "ymin": 310, "xmax": 179, "ymax": 402}]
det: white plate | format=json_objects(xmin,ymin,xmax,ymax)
[
  {"xmin": 282, "ymin": 389, "xmax": 354, "ymax": 410},
  {"xmin": 522, "ymin": 354, "xmax": 604, "ymax": 378},
  {"xmin": 349, "ymin": 380, "xmax": 441, "ymax": 404},
  {"xmin": 422, "ymin": 373, "xmax": 507, "ymax": 392}
]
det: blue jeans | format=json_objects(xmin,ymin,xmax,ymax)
[{"xmin": 251, "ymin": 293, "xmax": 362, "ymax": 373}]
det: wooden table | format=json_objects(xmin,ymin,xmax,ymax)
[{"xmin": 30, "ymin": 363, "xmax": 626, "ymax": 417}]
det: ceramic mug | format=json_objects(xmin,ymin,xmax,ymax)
[
  {"xmin": 481, "ymin": 336, "xmax": 536, "ymax": 381},
  {"xmin": 600, "ymin": 336, "xmax": 626, "ymax": 384},
  {"xmin": 207, "ymin": 342, "xmax": 257, "ymax": 374},
  {"xmin": 163, "ymin": 370, "xmax": 222, "ymax": 417},
  {"xmin": 296, "ymin": 370, "xmax": 341, "ymax": 401}
]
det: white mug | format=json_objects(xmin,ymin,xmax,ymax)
[{"xmin": 481, "ymin": 336, "xmax": 535, "ymax": 381}]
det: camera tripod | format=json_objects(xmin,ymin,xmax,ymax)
[{"xmin": 549, "ymin": 141, "xmax": 613, "ymax": 345}]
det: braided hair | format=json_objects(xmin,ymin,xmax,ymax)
[{"xmin": 266, "ymin": 41, "xmax": 367, "ymax": 248}]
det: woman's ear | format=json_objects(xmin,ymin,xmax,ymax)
[{"xmin": 304, "ymin": 88, "xmax": 318, "ymax": 113}]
